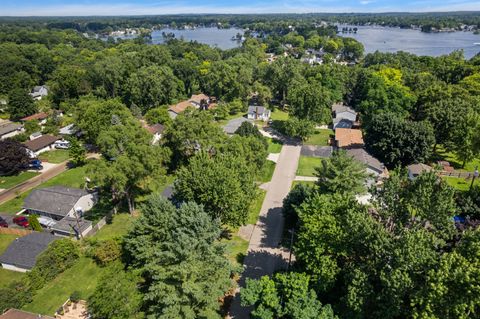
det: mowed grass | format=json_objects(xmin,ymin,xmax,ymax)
[
  {"xmin": 0, "ymin": 172, "xmax": 40, "ymax": 190},
  {"xmin": 434, "ymin": 145, "xmax": 480, "ymax": 172},
  {"xmin": 247, "ymin": 189, "xmax": 267, "ymax": 225},
  {"xmin": 22, "ymin": 257, "xmax": 108, "ymax": 316},
  {"xmin": 257, "ymin": 160, "xmax": 276, "ymax": 183},
  {"xmin": 443, "ymin": 176, "xmax": 480, "ymax": 191},
  {"xmin": 291, "ymin": 180, "xmax": 316, "ymax": 189},
  {"xmin": 304, "ymin": 129, "xmax": 334, "ymax": 146},
  {"xmin": 93, "ymin": 214, "xmax": 135, "ymax": 241},
  {"xmin": 223, "ymin": 234, "xmax": 249, "ymax": 267},
  {"xmin": 0, "ymin": 234, "xmax": 26, "ymax": 288},
  {"xmin": 267, "ymin": 138, "xmax": 283, "ymax": 153},
  {"xmin": 38, "ymin": 150, "xmax": 70, "ymax": 164},
  {"xmin": 0, "ymin": 165, "xmax": 88, "ymax": 215},
  {"xmin": 270, "ymin": 109, "xmax": 289, "ymax": 121},
  {"xmin": 296, "ymin": 156, "xmax": 324, "ymax": 177}
]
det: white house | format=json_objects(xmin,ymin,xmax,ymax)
[
  {"xmin": 247, "ymin": 105, "xmax": 271, "ymax": 121},
  {"xmin": 0, "ymin": 122, "xmax": 23, "ymax": 140},
  {"xmin": 23, "ymin": 134, "xmax": 60, "ymax": 156},
  {"xmin": 29, "ymin": 85, "xmax": 48, "ymax": 100}
]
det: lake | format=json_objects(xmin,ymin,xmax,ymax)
[
  {"xmin": 337, "ymin": 25, "xmax": 480, "ymax": 59},
  {"xmin": 151, "ymin": 27, "xmax": 244, "ymax": 50}
]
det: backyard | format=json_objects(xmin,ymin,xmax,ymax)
[
  {"xmin": 38, "ymin": 150, "xmax": 70, "ymax": 164},
  {"xmin": 297, "ymin": 156, "xmax": 324, "ymax": 177},
  {"xmin": 0, "ymin": 171, "xmax": 39, "ymax": 190},
  {"xmin": 433, "ymin": 145, "xmax": 480, "ymax": 172},
  {"xmin": 304, "ymin": 129, "xmax": 334, "ymax": 146}
]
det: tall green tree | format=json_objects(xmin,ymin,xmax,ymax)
[
  {"xmin": 123, "ymin": 195, "xmax": 231, "ymax": 318},
  {"xmin": 7, "ymin": 88, "xmax": 37, "ymax": 120}
]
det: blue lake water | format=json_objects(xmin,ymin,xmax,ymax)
[{"xmin": 337, "ymin": 25, "xmax": 480, "ymax": 59}]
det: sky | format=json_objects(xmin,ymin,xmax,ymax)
[{"xmin": 1, "ymin": 0, "xmax": 480, "ymax": 16}]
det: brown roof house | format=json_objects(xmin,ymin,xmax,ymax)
[
  {"xmin": 143, "ymin": 123, "xmax": 165, "ymax": 144},
  {"xmin": 335, "ymin": 128, "xmax": 364, "ymax": 149},
  {"xmin": 168, "ymin": 93, "xmax": 213, "ymax": 119},
  {"xmin": 23, "ymin": 134, "xmax": 60, "ymax": 156},
  {"xmin": 20, "ymin": 112, "xmax": 49, "ymax": 125}
]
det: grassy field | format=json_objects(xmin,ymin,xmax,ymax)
[
  {"xmin": 0, "ymin": 165, "xmax": 88, "ymax": 215},
  {"xmin": 267, "ymin": 138, "xmax": 283, "ymax": 153},
  {"xmin": 94, "ymin": 214, "xmax": 135, "ymax": 241},
  {"xmin": 22, "ymin": 257, "xmax": 107, "ymax": 316},
  {"xmin": 38, "ymin": 150, "xmax": 70, "ymax": 164},
  {"xmin": 0, "ymin": 172, "xmax": 39, "ymax": 190},
  {"xmin": 247, "ymin": 189, "xmax": 266, "ymax": 225},
  {"xmin": 443, "ymin": 176, "xmax": 480, "ymax": 191},
  {"xmin": 297, "ymin": 156, "xmax": 324, "ymax": 177},
  {"xmin": 270, "ymin": 109, "xmax": 289, "ymax": 121},
  {"xmin": 257, "ymin": 160, "xmax": 276, "ymax": 183},
  {"xmin": 0, "ymin": 234, "xmax": 26, "ymax": 288},
  {"xmin": 304, "ymin": 129, "xmax": 334, "ymax": 146},
  {"xmin": 222, "ymin": 234, "xmax": 249, "ymax": 267},
  {"xmin": 434, "ymin": 145, "xmax": 480, "ymax": 172}
]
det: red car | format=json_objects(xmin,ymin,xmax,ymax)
[
  {"xmin": 13, "ymin": 216, "xmax": 29, "ymax": 228},
  {"xmin": 0, "ymin": 217, "xmax": 7, "ymax": 228}
]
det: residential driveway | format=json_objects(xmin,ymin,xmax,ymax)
[{"xmin": 228, "ymin": 144, "xmax": 301, "ymax": 318}]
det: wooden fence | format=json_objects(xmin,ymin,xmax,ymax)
[
  {"xmin": 85, "ymin": 215, "xmax": 108, "ymax": 237},
  {"xmin": 439, "ymin": 171, "xmax": 476, "ymax": 179},
  {"xmin": 0, "ymin": 227, "xmax": 32, "ymax": 236}
]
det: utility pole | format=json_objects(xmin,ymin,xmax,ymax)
[{"xmin": 470, "ymin": 166, "xmax": 479, "ymax": 191}]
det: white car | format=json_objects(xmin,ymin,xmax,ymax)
[
  {"xmin": 54, "ymin": 140, "xmax": 71, "ymax": 149},
  {"xmin": 38, "ymin": 216, "xmax": 57, "ymax": 228}
]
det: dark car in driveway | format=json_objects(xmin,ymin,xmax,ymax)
[
  {"xmin": 0, "ymin": 217, "xmax": 7, "ymax": 228},
  {"xmin": 13, "ymin": 216, "xmax": 29, "ymax": 228}
]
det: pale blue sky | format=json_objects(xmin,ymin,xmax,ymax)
[{"xmin": 1, "ymin": 0, "xmax": 480, "ymax": 16}]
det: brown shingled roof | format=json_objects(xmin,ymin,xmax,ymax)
[
  {"xmin": 20, "ymin": 112, "xmax": 48, "ymax": 122},
  {"xmin": 189, "ymin": 93, "xmax": 210, "ymax": 104},
  {"xmin": 145, "ymin": 123, "xmax": 165, "ymax": 135},
  {"xmin": 335, "ymin": 128, "xmax": 364, "ymax": 148},
  {"xmin": 168, "ymin": 100, "xmax": 194, "ymax": 114},
  {"xmin": 23, "ymin": 135, "xmax": 60, "ymax": 152}
]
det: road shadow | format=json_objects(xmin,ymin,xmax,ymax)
[{"xmin": 257, "ymin": 206, "xmax": 285, "ymax": 248}]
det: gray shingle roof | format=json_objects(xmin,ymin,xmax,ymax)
[
  {"xmin": 223, "ymin": 117, "xmax": 251, "ymax": 134},
  {"xmin": 347, "ymin": 149, "xmax": 385, "ymax": 173},
  {"xmin": 51, "ymin": 217, "xmax": 92, "ymax": 235},
  {"xmin": 0, "ymin": 232, "xmax": 58, "ymax": 270},
  {"xmin": 23, "ymin": 186, "xmax": 90, "ymax": 218},
  {"xmin": 0, "ymin": 123, "xmax": 22, "ymax": 136}
]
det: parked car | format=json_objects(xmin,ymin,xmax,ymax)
[
  {"xmin": 0, "ymin": 217, "xmax": 8, "ymax": 228},
  {"xmin": 54, "ymin": 140, "xmax": 70, "ymax": 149},
  {"xmin": 38, "ymin": 216, "xmax": 56, "ymax": 228},
  {"xmin": 22, "ymin": 159, "xmax": 43, "ymax": 170},
  {"xmin": 13, "ymin": 216, "xmax": 29, "ymax": 228}
]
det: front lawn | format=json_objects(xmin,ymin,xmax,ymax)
[
  {"xmin": 222, "ymin": 234, "xmax": 249, "ymax": 267},
  {"xmin": 0, "ymin": 172, "xmax": 40, "ymax": 190},
  {"xmin": 296, "ymin": 156, "xmax": 324, "ymax": 177},
  {"xmin": 0, "ymin": 165, "xmax": 88, "ymax": 215},
  {"xmin": 93, "ymin": 214, "xmax": 135, "ymax": 241},
  {"xmin": 0, "ymin": 234, "xmax": 26, "ymax": 288},
  {"xmin": 39, "ymin": 150, "xmax": 70, "ymax": 164},
  {"xmin": 22, "ymin": 257, "xmax": 107, "ymax": 316},
  {"xmin": 267, "ymin": 138, "xmax": 283, "ymax": 153},
  {"xmin": 304, "ymin": 129, "xmax": 334, "ymax": 146},
  {"xmin": 257, "ymin": 160, "xmax": 276, "ymax": 183}
]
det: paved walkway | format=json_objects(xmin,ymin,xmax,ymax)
[{"xmin": 228, "ymin": 144, "xmax": 301, "ymax": 318}]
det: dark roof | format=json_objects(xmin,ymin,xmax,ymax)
[
  {"xmin": 145, "ymin": 123, "xmax": 165, "ymax": 135},
  {"xmin": 223, "ymin": 117, "xmax": 250, "ymax": 134},
  {"xmin": 248, "ymin": 105, "xmax": 268, "ymax": 115},
  {"xmin": 0, "ymin": 122, "xmax": 22, "ymax": 136},
  {"xmin": 301, "ymin": 145, "xmax": 333, "ymax": 158},
  {"xmin": 346, "ymin": 149, "xmax": 385, "ymax": 173},
  {"xmin": 23, "ymin": 135, "xmax": 60, "ymax": 152},
  {"xmin": 0, "ymin": 232, "xmax": 58, "ymax": 270},
  {"xmin": 52, "ymin": 217, "xmax": 92, "ymax": 236},
  {"xmin": 0, "ymin": 309, "xmax": 54, "ymax": 319},
  {"xmin": 23, "ymin": 186, "xmax": 90, "ymax": 217}
]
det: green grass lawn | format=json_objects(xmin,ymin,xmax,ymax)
[
  {"xmin": 443, "ymin": 176, "xmax": 480, "ymax": 191},
  {"xmin": 304, "ymin": 129, "xmax": 334, "ymax": 146},
  {"xmin": 291, "ymin": 181, "xmax": 316, "ymax": 189},
  {"xmin": 270, "ymin": 109, "xmax": 289, "ymax": 121},
  {"xmin": 247, "ymin": 189, "xmax": 266, "ymax": 225},
  {"xmin": 257, "ymin": 160, "xmax": 276, "ymax": 183},
  {"xmin": 222, "ymin": 234, "xmax": 249, "ymax": 267},
  {"xmin": 22, "ymin": 257, "xmax": 108, "ymax": 316},
  {"xmin": 267, "ymin": 138, "xmax": 283, "ymax": 153},
  {"xmin": 0, "ymin": 165, "xmax": 88, "ymax": 215},
  {"xmin": 93, "ymin": 214, "xmax": 135, "ymax": 241},
  {"xmin": 0, "ymin": 234, "xmax": 26, "ymax": 288},
  {"xmin": 296, "ymin": 156, "xmax": 325, "ymax": 177},
  {"xmin": 38, "ymin": 150, "xmax": 70, "ymax": 164},
  {"xmin": 0, "ymin": 172, "xmax": 40, "ymax": 190},
  {"xmin": 433, "ymin": 145, "xmax": 480, "ymax": 172}
]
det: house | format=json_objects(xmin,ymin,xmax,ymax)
[
  {"xmin": 23, "ymin": 134, "xmax": 60, "ymax": 156},
  {"xmin": 51, "ymin": 216, "xmax": 93, "ymax": 239},
  {"xmin": 332, "ymin": 103, "xmax": 357, "ymax": 130},
  {"xmin": 0, "ymin": 122, "xmax": 23, "ymax": 140},
  {"xmin": 335, "ymin": 128, "xmax": 364, "ymax": 149},
  {"xmin": 0, "ymin": 232, "xmax": 58, "ymax": 272},
  {"xmin": 20, "ymin": 112, "xmax": 48, "ymax": 125},
  {"xmin": 223, "ymin": 117, "xmax": 252, "ymax": 135},
  {"xmin": 29, "ymin": 85, "xmax": 48, "ymax": 101},
  {"xmin": 347, "ymin": 148, "xmax": 389, "ymax": 183},
  {"xmin": 23, "ymin": 186, "xmax": 97, "ymax": 221},
  {"xmin": 0, "ymin": 309, "xmax": 54, "ymax": 319},
  {"xmin": 407, "ymin": 163, "xmax": 432, "ymax": 180},
  {"xmin": 247, "ymin": 105, "xmax": 271, "ymax": 121},
  {"xmin": 168, "ymin": 93, "xmax": 215, "ymax": 119},
  {"xmin": 59, "ymin": 123, "xmax": 79, "ymax": 136},
  {"xmin": 144, "ymin": 123, "xmax": 165, "ymax": 144}
]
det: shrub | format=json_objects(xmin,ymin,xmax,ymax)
[
  {"xmin": 70, "ymin": 290, "xmax": 81, "ymax": 303},
  {"xmin": 93, "ymin": 239, "xmax": 122, "ymax": 266}
]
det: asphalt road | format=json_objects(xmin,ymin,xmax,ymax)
[{"xmin": 228, "ymin": 143, "xmax": 301, "ymax": 318}]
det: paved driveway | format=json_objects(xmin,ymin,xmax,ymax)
[{"xmin": 228, "ymin": 144, "xmax": 301, "ymax": 318}]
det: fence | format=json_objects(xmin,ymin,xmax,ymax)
[
  {"xmin": 0, "ymin": 227, "xmax": 32, "ymax": 236},
  {"xmin": 85, "ymin": 215, "xmax": 108, "ymax": 237},
  {"xmin": 438, "ymin": 171, "xmax": 476, "ymax": 179}
]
